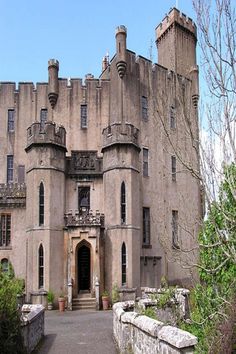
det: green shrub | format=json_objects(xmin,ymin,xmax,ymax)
[{"xmin": 0, "ymin": 265, "xmax": 25, "ymax": 354}]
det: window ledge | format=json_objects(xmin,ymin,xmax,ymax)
[
  {"xmin": 142, "ymin": 244, "xmax": 152, "ymax": 249},
  {"xmin": 0, "ymin": 246, "xmax": 12, "ymax": 250}
]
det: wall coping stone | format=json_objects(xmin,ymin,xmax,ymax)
[
  {"xmin": 113, "ymin": 301, "xmax": 197, "ymax": 351},
  {"xmin": 132, "ymin": 315, "xmax": 164, "ymax": 337},
  {"xmin": 158, "ymin": 325, "xmax": 197, "ymax": 348}
]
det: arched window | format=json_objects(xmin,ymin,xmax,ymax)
[
  {"xmin": 121, "ymin": 182, "xmax": 126, "ymax": 224},
  {"xmin": 38, "ymin": 244, "xmax": 44, "ymax": 288},
  {"xmin": 1, "ymin": 258, "xmax": 9, "ymax": 272},
  {"xmin": 121, "ymin": 242, "xmax": 126, "ymax": 286},
  {"xmin": 39, "ymin": 182, "xmax": 44, "ymax": 225}
]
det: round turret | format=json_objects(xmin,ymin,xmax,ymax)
[
  {"xmin": 48, "ymin": 59, "xmax": 59, "ymax": 109},
  {"xmin": 116, "ymin": 25, "xmax": 127, "ymax": 79}
]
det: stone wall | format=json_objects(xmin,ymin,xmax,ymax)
[
  {"xmin": 21, "ymin": 304, "xmax": 45, "ymax": 353},
  {"xmin": 113, "ymin": 302, "xmax": 197, "ymax": 354}
]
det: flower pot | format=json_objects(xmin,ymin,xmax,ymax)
[
  {"xmin": 48, "ymin": 302, "xmax": 53, "ymax": 310},
  {"xmin": 58, "ymin": 297, "xmax": 65, "ymax": 312},
  {"xmin": 102, "ymin": 296, "xmax": 109, "ymax": 310}
]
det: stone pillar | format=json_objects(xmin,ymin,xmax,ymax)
[
  {"xmin": 67, "ymin": 280, "xmax": 73, "ymax": 311},
  {"xmin": 95, "ymin": 277, "xmax": 100, "ymax": 310}
]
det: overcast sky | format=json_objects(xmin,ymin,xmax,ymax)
[{"xmin": 0, "ymin": 0, "xmax": 195, "ymax": 83}]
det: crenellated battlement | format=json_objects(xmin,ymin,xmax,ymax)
[
  {"xmin": 156, "ymin": 7, "xmax": 197, "ymax": 41},
  {"xmin": 0, "ymin": 183, "xmax": 26, "ymax": 208},
  {"xmin": 26, "ymin": 121, "xmax": 67, "ymax": 152},
  {"xmin": 102, "ymin": 123, "xmax": 140, "ymax": 151}
]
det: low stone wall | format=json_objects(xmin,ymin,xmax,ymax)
[
  {"xmin": 113, "ymin": 301, "xmax": 197, "ymax": 354},
  {"xmin": 21, "ymin": 304, "xmax": 45, "ymax": 353}
]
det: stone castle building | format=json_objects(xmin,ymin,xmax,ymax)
[{"xmin": 0, "ymin": 8, "xmax": 201, "ymax": 308}]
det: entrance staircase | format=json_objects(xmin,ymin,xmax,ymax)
[{"xmin": 72, "ymin": 292, "xmax": 96, "ymax": 310}]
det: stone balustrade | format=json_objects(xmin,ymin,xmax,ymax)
[
  {"xmin": 113, "ymin": 301, "xmax": 197, "ymax": 354},
  {"xmin": 21, "ymin": 304, "xmax": 45, "ymax": 353},
  {"xmin": 64, "ymin": 210, "xmax": 105, "ymax": 228},
  {"xmin": 0, "ymin": 183, "xmax": 26, "ymax": 208}
]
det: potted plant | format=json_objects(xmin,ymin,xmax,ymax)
[
  {"xmin": 102, "ymin": 290, "xmax": 109, "ymax": 310},
  {"xmin": 58, "ymin": 293, "xmax": 66, "ymax": 312},
  {"xmin": 47, "ymin": 290, "xmax": 54, "ymax": 310}
]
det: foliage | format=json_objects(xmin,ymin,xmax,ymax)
[
  {"xmin": 111, "ymin": 284, "xmax": 120, "ymax": 304},
  {"xmin": 102, "ymin": 290, "xmax": 109, "ymax": 297},
  {"xmin": 141, "ymin": 307, "xmax": 157, "ymax": 320},
  {"xmin": 0, "ymin": 265, "xmax": 25, "ymax": 354},
  {"xmin": 180, "ymin": 164, "xmax": 236, "ymax": 353},
  {"xmin": 157, "ymin": 287, "xmax": 176, "ymax": 309},
  {"xmin": 47, "ymin": 290, "xmax": 55, "ymax": 303}
]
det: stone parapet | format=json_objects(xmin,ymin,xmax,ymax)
[
  {"xmin": 21, "ymin": 304, "xmax": 45, "ymax": 353},
  {"xmin": 64, "ymin": 210, "xmax": 105, "ymax": 228},
  {"xmin": 113, "ymin": 301, "xmax": 197, "ymax": 354},
  {"xmin": 26, "ymin": 121, "xmax": 66, "ymax": 152},
  {"xmin": 0, "ymin": 183, "xmax": 26, "ymax": 208},
  {"xmin": 156, "ymin": 7, "xmax": 197, "ymax": 41},
  {"xmin": 102, "ymin": 123, "xmax": 140, "ymax": 151}
]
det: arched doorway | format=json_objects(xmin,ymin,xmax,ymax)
[{"xmin": 77, "ymin": 244, "xmax": 91, "ymax": 293}]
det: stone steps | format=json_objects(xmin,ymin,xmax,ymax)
[{"xmin": 72, "ymin": 297, "xmax": 96, "ymax": 310}]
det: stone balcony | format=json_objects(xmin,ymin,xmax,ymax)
[
  {"xmin": 26, "ymin": 121, "xmax": 67, "ymax": 152},
  {"xmin": 64, "ymin": 210, "xmax": 104, "ymax": 228},
  {"xmin": 102, "ymin": 123, "xmax": 140, "ymax": 151},
  {"xmin": 0, "ymin": 183, "xmax": 26, "ymax": 208}
]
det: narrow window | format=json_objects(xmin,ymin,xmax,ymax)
[
  {"xmin": 171, "ymin": 155, "xmax": 176, "ymax": 182},
  {"xmin": 81, "ymin": 105, "xmax": 87, "ymax": 128},
  {"xmin": 7, "ymin": 155, "xmax": 14, "ymax": 183},
  {"xmin": 141, "ymin": 96, "xmax": 148, "ymax": 121},
  {"xmin": 8, "ymin": 109, "xmax": 15, "ymax": 132},
  {"xmin": 40, "ymin": 109, "xmax": 47, "ymax": 130},
  {"xmin": 1, "ymin": 258, "xmax": 9, "ymax": 272},
  {"xmin": 143, "ymin": 207, "xmax": 150, "ymax": 245},
  {"xmin": 143, "ymin": 148, "xmax": 149, "ymax": 177},
  {"xmin": 39, "ymin": 182, "xmax": 44, "ymax": 225},
  {"xmin": 38, "ymin": 244, "xmax": 44, "ymax": 288},
  {"xmin": 170, "ymin": 105, "xmax": 176, "ymax": 129},
  {"xmin": 78, "ymin": 187, "xmax": 90, "ymax": 214},
  {"xmin": 18, "ymin": 165, "xmax": 25, "ymax": 184},
  {"xmin": 172, "ymin": 210, "xmax": 179, "ymax": 248},
  {"xmin": 121, "ymin": 182, "xmax": 126, "ymax": 224},
  {"xmin": 0, "ymin": 214, "xmax": 11, "ymax": 247},
  {"xmin": 121, "ymin": 243, "xmax": 126, "ymax": 286}
]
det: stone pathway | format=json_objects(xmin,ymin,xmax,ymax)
[{"xmin": 35, "ymin": 310, "xmax": 118, "ymax": 354}]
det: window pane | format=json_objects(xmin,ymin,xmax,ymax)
[
  {"xmin": 1, "ymin": 258, "xmax": 9, "ymax": 272},
  {"xmin": 121, "ymin": 182, "xmax": 126, "ymax": 224},
  {"xmin": 141, "ymin": 96, "xmax": 148, "ymax": 121},
  {"xmin": 78, "ymin": 187, "xmax": 90, "ymax": 213},
  {"xmin": 121, "ymin": 243, "xmax": 126, "ymax": 286},
  {"xmin": 172, "ymin": 210, "xmax": 179, "ymax": 248},
  {"xmin": 0, "ymin": 214, "xmax": 11, "ymax": 247},
  {"xmin": 7, "ymin": 155, "xmax": 14, "ymax": 183},
  {"xmin": 143, "ymin": 208, "xmax": 150, "ymax": 244},
  {"xmin": 38, "ymin": 245, "xmax": 44, "ymax": 288},
  {"xmin": 171, "ymin": 155, "xmax": 176, "ymax": 181},
  {"xmin": 8, "ymin": 110, "xmax": 15, "ymax": 132},
  {"xmin": 143, "ymin": 148, "xmax": 149, "ymax": 177},
  {"xmin": 81, "ymin": 105, "xmax": 87, "ymax": 128},
  {"xmin": 40, "ymin": 109, "xmax": 47, "ymax": 130},
  {"xmin": 39, "ymin": 183, "xmax": 44, "ymax": 225}
]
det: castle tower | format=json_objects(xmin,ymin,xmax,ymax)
[
  {"xmin": 156, "ymin": 8, "xmax": 197, "ymax": 78},
  {"xmin": 25, "ymin": 121, "xmax": 67, "ymax": 302},
  {"xmin": 102, "ymin": 26, "xmax": 141, "ymax": 293},
  {"xmin": 156, "ymin": 8, "xmax": 199, "ymax": 108}
]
